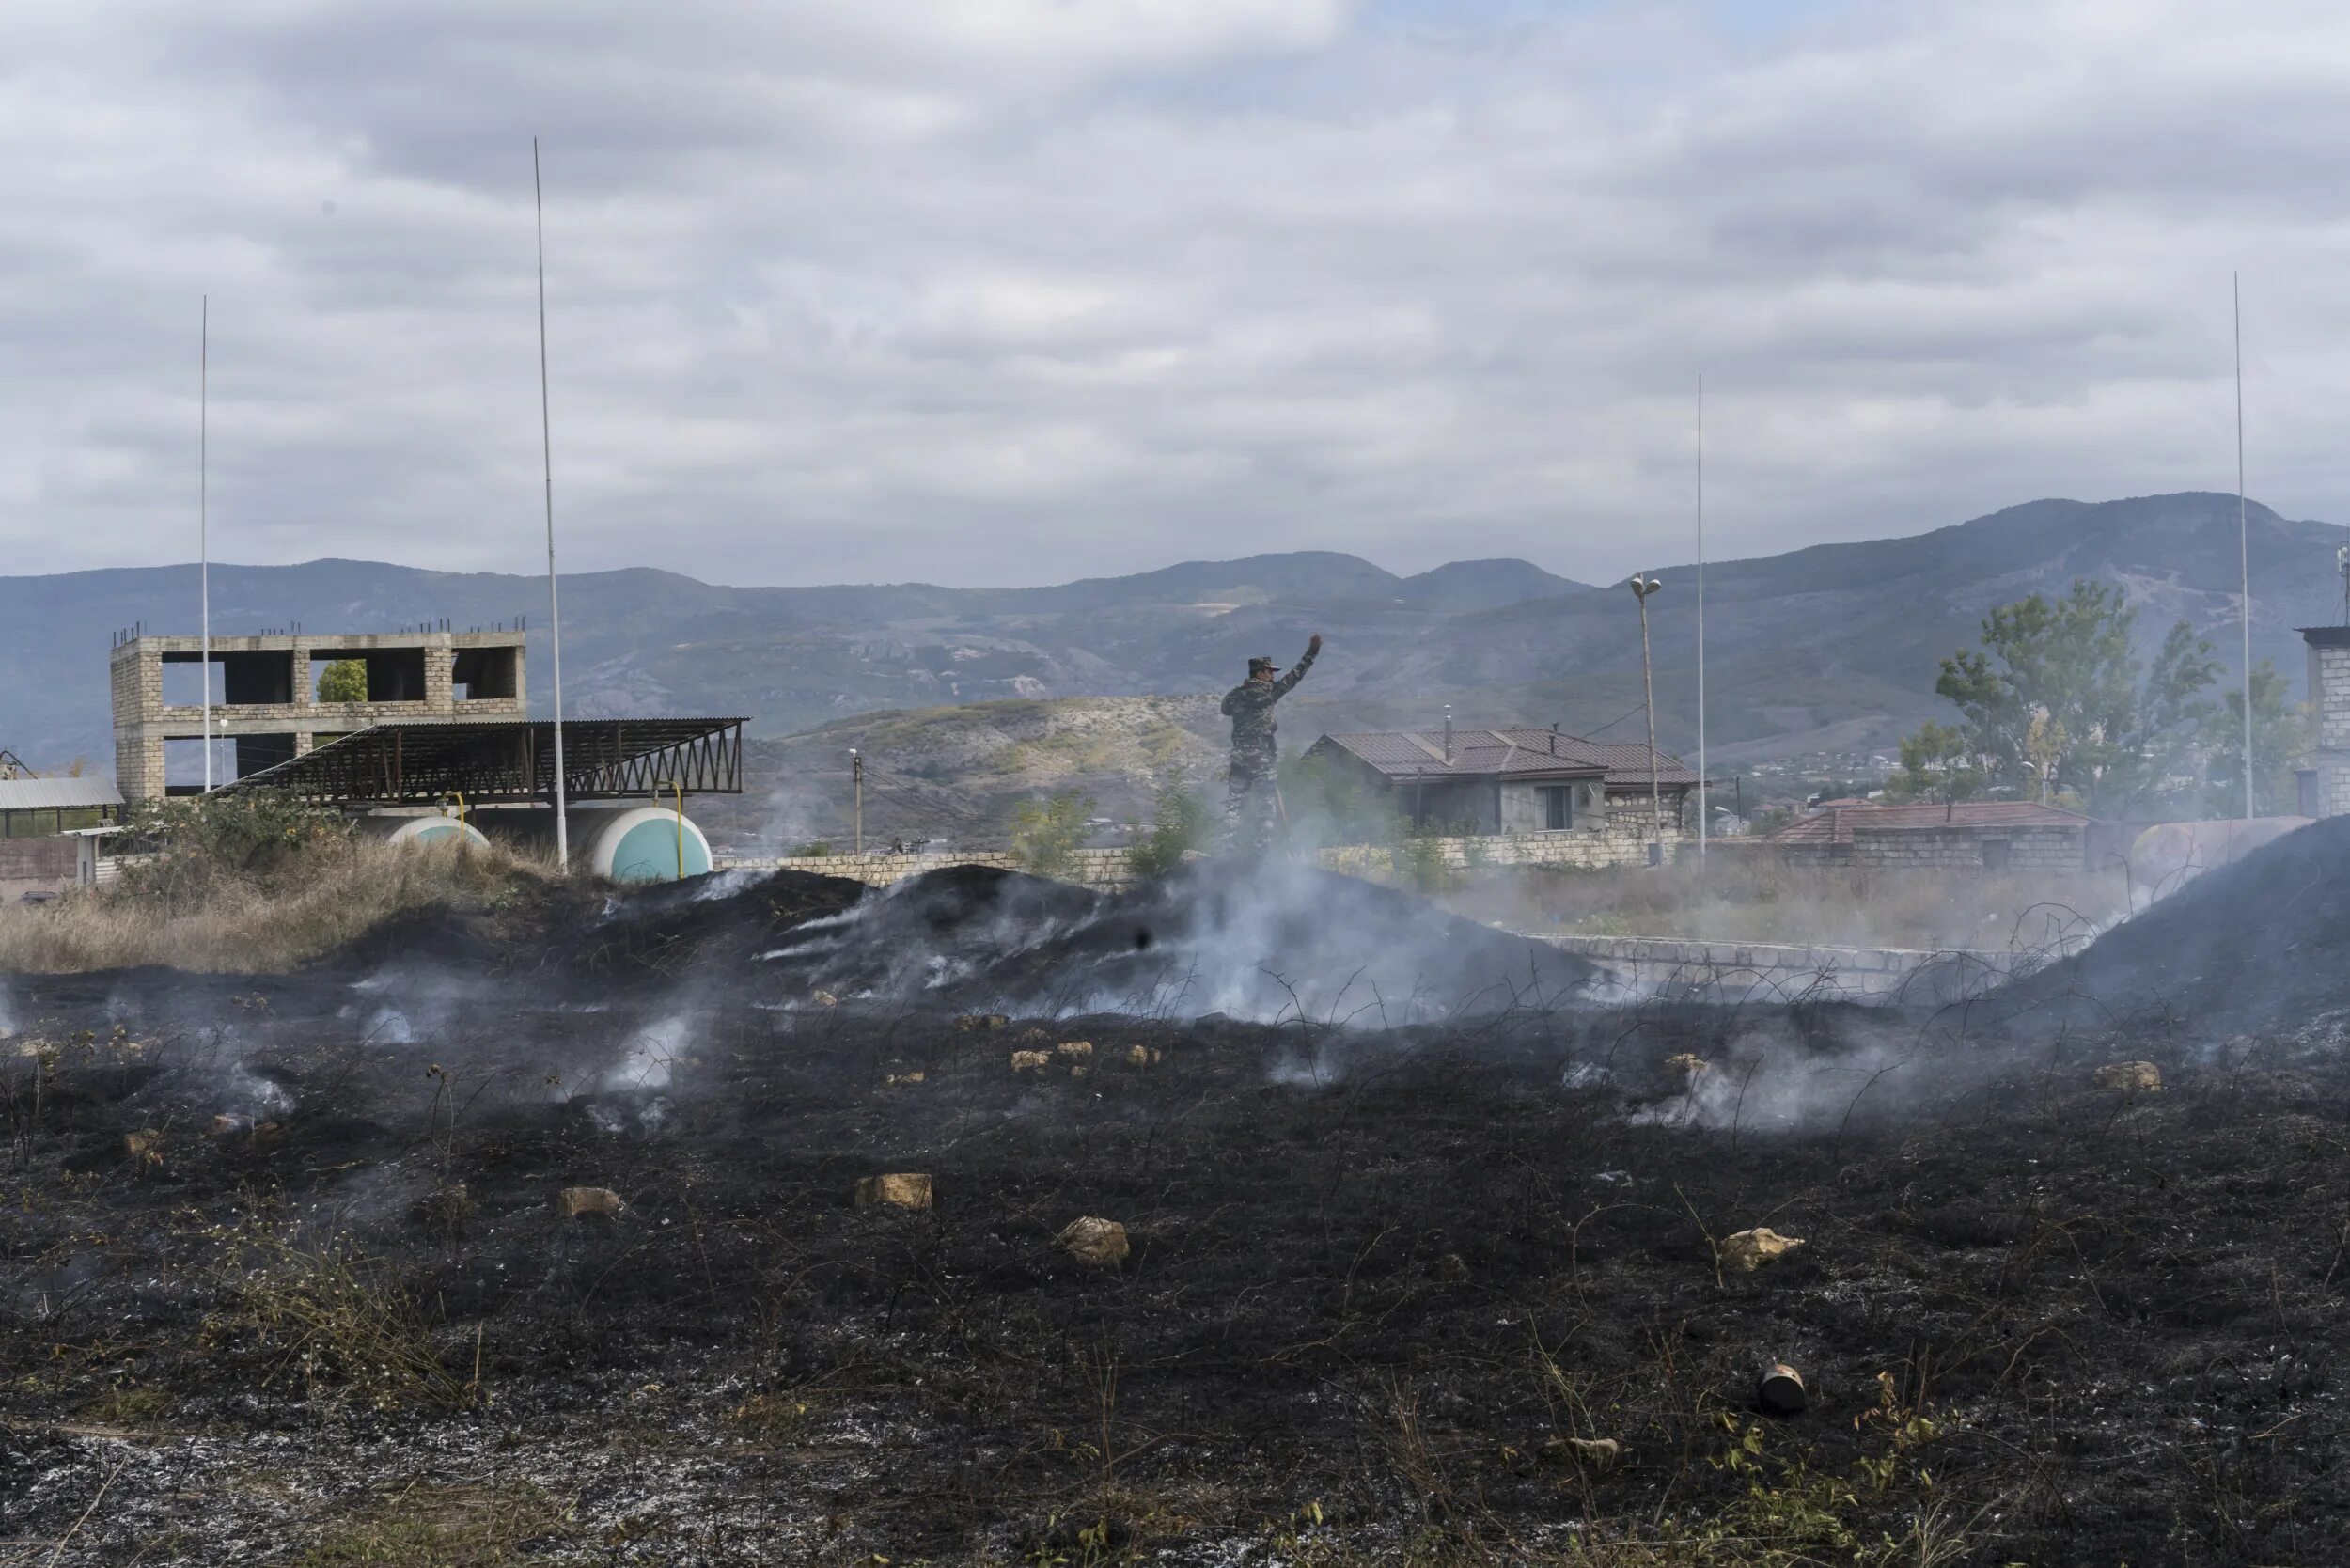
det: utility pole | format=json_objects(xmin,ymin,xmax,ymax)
[
  {"xmin": 1696, "ymin": 372, "xmax": 1706, "ymax": 857},
  {"xmin": 851, "ymin": 749, "xmax": 864, "ymax": 855},
  {"xmin": 1629, "ymin": 574, "xmax": 1665, "ymax": 863},
  {"xmin": 200, "ymin": 296, "xmax": 212, "ymax": 792},
  {"xmin": 2234, "ymin": 271, "xmax": 2253, "ymax": 821},
  {"xmin": 535, "ymin": 137, "xmax": 570, "ymax": 871}
]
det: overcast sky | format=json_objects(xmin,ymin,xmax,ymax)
[{"xmin": 6, "ymin": 0, "xmax": 2349, "ymax": 588}]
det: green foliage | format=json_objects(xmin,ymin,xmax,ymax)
[
  {"xmin": 316, "ymin": 658, "xmax": 369, "ymax": 704},
  {"xmin": 1012, "ymin": 790, "xmax": 1095, "ymax": 878},
  {"xmin": 2200, "ymin": 659, "xmax": 2311, "ymax": 817},
  {"xmin": 1894, "ymin": 579, "xmax": 2285, "ymax": 817},
  {"xmin": 118, "ymin": 790, "xmax": 351, "ymax": 909},
  {"xmin": 1128, "ymin": 779, "xmax": 1214, "ymax": 879},
  {"xmin": 791, "ymin": 839, "xmax": 836, "ymax": 858}
]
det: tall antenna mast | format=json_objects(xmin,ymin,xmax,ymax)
[
  {"xmin": 536, "ymin": 137, "xmax": 570, "ymax": 870},
  {"xmin": 2235, "ymin": 271, "xmax": 2252, "ymax": 822},
  {"xmin": 200, "ymin": 295, "xmax": 212, "ymax": 792},
  {"xmin": 1696, "ymin": 372, "xmax": 1706, "ymax": 856}
]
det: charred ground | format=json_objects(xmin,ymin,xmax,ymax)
[{"xmin": 6, "ymin": 851, "xmax": 2350, "ymax": 1565}]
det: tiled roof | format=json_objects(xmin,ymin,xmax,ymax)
[
  {"xmin": 1773, "ymin": 801, "xmax": 2092, "ymax": 845},
  {"xmin": 0, "ymin": 777, "xmax": 122, "ymax": 812},
  {"xmin": 1310, "ymin": 727, "xmax": 1700, "ymax": 789}
]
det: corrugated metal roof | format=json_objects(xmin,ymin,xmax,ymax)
[
  {"xmin": 1774, "ymin": 801, "xmax": 2091, "ymax": 845},
  {"xmin": 0, "ymin": 777, "xmax": 123, "ymax": 811},
  {"xmin": 1310, "ymin": 728, "xmax": 1699, "ymax": 789}
]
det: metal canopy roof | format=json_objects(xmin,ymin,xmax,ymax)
[
  {"xmin": 214, "ymin": 718, "xmax": 744, "ymax": 806},
  {"xmin": 0, "ymin": 777, "xmax": 124, "ymax": 811}
]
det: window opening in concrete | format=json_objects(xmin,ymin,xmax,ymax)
[
  {"xmin": 159, "ymin": 656, "xmax": 225, "ymax": 709},
  {"xmin": 162, "ymin": 736, "xmax": 237, "ymax": 792},
  {"xmin": 1982, "ymin": 839, "xmax": 2011, "ymax": 870},
  {"xmin": 235, "ymin": 733, "xmax": 300, "ymax": 779},
  {"xmin": 314, "ymin": 657, "xmax": 369, "ymax": 703},
  {"xmin": 367, "ymin": 649, "xmax": 428, "ymax": 702},
  {"xmin": 221, "ymin": 651, "xmax": 295, "ymax": 706},
  {"xmin": 452, "ymin": 646, "xmax": 518, "ymax": 701},
  {"xmin": 1540, "ymin": 785, "xmax": 1573, "ymax": 831}
]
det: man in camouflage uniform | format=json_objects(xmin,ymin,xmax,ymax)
[{"xmin": 1220, "ymin": 634, "xmax": 1321, "ymax": 852}]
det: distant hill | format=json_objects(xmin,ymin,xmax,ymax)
[{"xmin": 1, "ymin": 493, "xmax": 2342, "ymax": 791}]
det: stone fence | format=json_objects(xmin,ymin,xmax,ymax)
[
  {"xmin": 726, "ymin": 823, "xmax": 1682, "ymax": 892},
  {"xmin": 1546, "ymin": 933, "xmax": 2023, "ymax": 1006}
]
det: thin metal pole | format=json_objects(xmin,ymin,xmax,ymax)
[
  {"xmin": 852, "ymin": 749, "xmax": 864, "ymax": 856},
  {"xmin": 1696, "ymin": 372, "xmax": 1706, "ymax": 856},
  {"xmin": 1636, "ymin": 583, "xmax": 1662, "ymax": 841},
  {"xmin": 200, "ymin": 296, "xmax": 212, "ymax": 792},
  {"xmin": 2235, "ymin": 271, "xmax": 2252, "ymax": 821},
  {"xmin": 536, "ymin": 138, "xmax": 570, "ymax": 870}
]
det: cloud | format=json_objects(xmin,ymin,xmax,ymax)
[{"xmin": 3, "ymin": 0, "xmax": 2347, "ymax": 589}]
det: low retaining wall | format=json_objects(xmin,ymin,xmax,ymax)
[
  {"xmin": 728, "ymin": 824, "xmax": 1684, "ymax": 891},
  {"xmin": 1545, "ymin": 933, "xmax": 2021, "ymax": 1005}
]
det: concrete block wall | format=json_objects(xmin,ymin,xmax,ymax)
[
  {"xmin": 2311, "ymin": 644, "xmax": 2350, "ymax": 752},
  {"xmin": 1845, "ymin": 825, "xmax": 2084, "ymax": 871}
]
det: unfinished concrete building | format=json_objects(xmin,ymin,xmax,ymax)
[
  {"xmin": 109, "ymin": 629, "xmax": 525, "ymax": 801},
  {"xmin": 2297, "ymin": 624, "xmax": 2350, "ymax": 819}
]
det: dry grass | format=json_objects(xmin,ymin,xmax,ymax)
[{"xmin": 0, "ymin": 836, "xmax": 559, "ymax": 974}]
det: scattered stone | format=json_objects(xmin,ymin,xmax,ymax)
[
  {"xmin": 1432, "ymin": 1252, "xmax": 1470, "ymax": 1283},
  {"xmin": 1664, "ymin": 1053, "xmax": 1710, "ymax": 1085},
  {"xmin": 885, "ymin": 1071, "xmax": 927, "ymax": 1087},
  {"xmin": 1056, "ymin": 1041, "xmax": 1093, "ymax": 1059},
  {"xmin": 1124, "ymin": 1045, "xmax": 1154, "ymax": 1067},
  {"xmin": 812, "ymin": 990, "xmax": 839, "ymax": 1008},
  {"xmin": 1070, "ymin": 1064, "xmax": 1089, "ymax": 1078},
  {"xmin": 123, "ymin": 1129, "xmax": 163, "ymax": 1164},
  {"xmin": 856, "ymin": 1173, "xmax": 933, "ymax": 1210},
  {"xmin": 955, "ymin": 1013, "xmax": 1011, "ymax": 1032},
  {"xmin": 1056, "ymin": 1216, "xmax": 1130, "ymax": 1264},
  {"xmin": 1019, "ymin": 1027, "xmax": 1051, "ymax": 1043},
  {"xmin": 559, "ymin": 1186, "xmax": 625, "ymax": 1219},
  {"xmin": 2093, "ymin": 1060, "xmax": 2162, "ymax": 1093},
  {"xmin": 1757, "ymin": 1362, "xmax": 1807, "ymax": 1416},
  {"xmin": 1542, "ymin": 1435, "xmax": 1622, "ymax": 1471},
  {"xmin": 1011, "ymin": 1050, "xmax": 1051, "ymax": 1073},
  {"xmin": 1720, "ymin": 1227, "xmax": 1805, "ymax": 1274}
]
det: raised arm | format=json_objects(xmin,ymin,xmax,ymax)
[{"xmin": 1272, "ymin": 634, "xmax": 1322, "ymax": 698}]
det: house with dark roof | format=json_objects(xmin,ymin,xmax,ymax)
[
  {"xmin": 1771, "ymin": 801, "xmax": 2093, "ymax": 870},
  {"xmin": 1303, "ymin": 725, "xmax": 1698, "ymax": 841}
]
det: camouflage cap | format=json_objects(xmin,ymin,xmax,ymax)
[{"xmin": 1247, "ymin": 655, "xmax": 1278, "ymax": 673}]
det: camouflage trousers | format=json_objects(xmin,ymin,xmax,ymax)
[{"xmin": 1224, "ymin": 754, "xmax": 1280, "ymax": 853}]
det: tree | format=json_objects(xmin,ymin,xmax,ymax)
[
  {"xmin": 1010, "ymin": 790, "xmax": 1094, "ymax": 878},
  {"xmin": 1897, "ymin": 580, "xmax": 2222, "ymax": 817},
  {"xmin": 2200, "ymin": 660, "xmax": 2310, "ymax": 817},
  {"xmin": 1128, "ymin": 778, "xmax": 1214, "ymax": 879},
  {"xmin": 317, "ymin": 659, "xmax": 369, "ymax": 703}
]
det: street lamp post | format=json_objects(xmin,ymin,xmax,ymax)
[{"xmin": 1629, "ymin": 574, "xmax": 1666, "ymax": 863}]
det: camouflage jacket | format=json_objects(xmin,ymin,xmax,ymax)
[{"xmin": 1220, "ymin": 645, "xmax": 1317, "ymax": 760}]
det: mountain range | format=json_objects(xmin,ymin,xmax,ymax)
[{"xmin": 3, "ymin": 492, "xmax": 2343, "ymax": 787}]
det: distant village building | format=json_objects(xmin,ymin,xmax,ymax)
[
  {"xmin": 2296, "ymin": 625, "xmax": 2350, "ymax": 819},
  {"xmin": 1772, "ymin": 801, "xmax": 2093, "ymax": 870},
  {"xmin": 0, "ymin": 777, "xmax": 122, "ymax": 901},
  {"xmin": 1303, "ymin": 726, "xmax": 1697, "ymax": 861}
]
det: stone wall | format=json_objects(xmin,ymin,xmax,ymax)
[
  {"xmin": 760, "ymin": 846, "xmax": 1140, "ymax": 892},
  {"xmin": 1851, "ymin": 824, "xmax": 2082, "ymax": 870},
  {"xmin": 1550, "ymin": 933, "xmax": 2017, "ymax": 1005},
  {"xmin": 738, "ymin": 808, "xmax": 1682, "ymax": 889},
  {"xmin": 0, "ymin": 836, "xmax": 78, "ymax": 902}
]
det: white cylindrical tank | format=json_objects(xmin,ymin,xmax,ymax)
[
  {"xmin": 568, "ymin": 805, "xmax": 713, "ymax": 883},
  {"xmin": 357, "ymin": 812, "xmax": 493, "ymax": 851}
]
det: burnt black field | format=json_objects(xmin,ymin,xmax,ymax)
[{"xmin": 7, "ymin": 851, "xmax": 2350, "ymax": 1565}]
